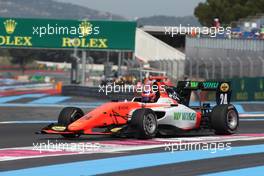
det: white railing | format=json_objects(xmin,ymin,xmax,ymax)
[{"xmin": 135, "ymin": 28, "xmax": 185, "ymax": 61}]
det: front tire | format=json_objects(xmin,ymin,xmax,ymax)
[
  {"xmin": 130, "ymin": 108, "xmax": 158, "ymax": 139},
  {"xmin": 211, "ymin": 104, "xmax": 239, "ymax": 135},
  {"xmin": 58, "ymin": 107, "xmax": 84, "ymax": 138}
]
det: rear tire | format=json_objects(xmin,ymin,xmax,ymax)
[
  {"xmin": 211, "ymin": 104, "xmax": 239, "ymax": 135},
  {"xmin": 130, "ymin": 108, "xmax": 158, "ymax": 139},
  {"xmin": 58, "ymin": 107, "xmax": 84, "ymax": 138}
]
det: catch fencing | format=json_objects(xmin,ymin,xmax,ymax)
[{"xmin": 185, "ymin": 37, "xmax": 264, "ymax": 80}]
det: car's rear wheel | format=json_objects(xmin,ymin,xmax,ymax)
[
  {"xmin": 58, "ymin": 107, "xmax": 84, "ymax": 138},
  {"xmin": 130, "ymin": 108, "xmax": 158, "ymax": 139},
  {"xmin": 211, "ymin": 104, "xmax": 239, "ymax": 135}
]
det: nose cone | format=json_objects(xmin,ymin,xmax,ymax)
[
  {"xmin": 67, "ymin": 102, "xmax": 116, "ymax": 131},
  {"xmin": 67, "ymin": 111, "xmax": 103, "ymax": 131},
  {"xmin": 68, "ymin": 122, "xmax": 84, "ymax": 131}
]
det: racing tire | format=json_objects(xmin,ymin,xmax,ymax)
[
  {"xmin": 58, "ymin": 107, "xmax": 84, "ymax": 138},
  {"xmin": 211, "ymin": 104, "xmax": 239, "ymax": 135},
  {"xmin": 130, "ymin": 108, "xmax": 158, "ymax": 139}
]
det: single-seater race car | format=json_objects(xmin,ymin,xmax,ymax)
[{"xmin": 39, "ymin": 78, "xmax": 239, "ymax": 139}]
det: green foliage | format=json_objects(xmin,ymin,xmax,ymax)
[{"xmin": 194, "ymin": 0, "xmax": 264, "ymax": 26}]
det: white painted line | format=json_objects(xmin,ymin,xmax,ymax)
[
  {"xmin": 240, "ymin": 114, "xmax": 264, "ymax": 118},
  {"xmin": 240, "ymin": 119, "xmax": 264, "ymax": 121}
]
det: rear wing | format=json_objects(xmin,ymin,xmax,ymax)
[{"xmin": 176, "ymin": 81, "xmax": 231, "ymax": 106}]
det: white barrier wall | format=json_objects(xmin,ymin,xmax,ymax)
[{"xmin": 135, "ymin": 28, "xmax": 186, "ymax": 79}]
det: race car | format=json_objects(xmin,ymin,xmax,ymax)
[{"xmin": 39, "ymin": 79, "xmax": 239, "ymax": 139}]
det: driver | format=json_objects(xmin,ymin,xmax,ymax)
[
  {"xmin": 141, "ymin": 83, "xmax": 156, "ymax": 103},
  {"xmin": 141, "ymin": 90, "xmax": 156, "ymax": 103}
]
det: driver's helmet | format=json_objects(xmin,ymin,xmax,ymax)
[
  {"xmin": 141, "ymin": 90, "xmax": 156, "ymax": 102},
  {"xmin": 141, "ymin": 80, "xmax": 157, "ymax": 102}
]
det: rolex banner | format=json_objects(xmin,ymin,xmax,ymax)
[{"xmin": 0, "ymin": 17, "xmax": 136, "ymax": 50}]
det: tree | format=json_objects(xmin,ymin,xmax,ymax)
[
  {"xmin": 194, "ymin": 0, "xmax": 264, "ymax": 26},
  {"xmin": 9, "ymin": 49, "xmax": 37, "ymax": 74}
]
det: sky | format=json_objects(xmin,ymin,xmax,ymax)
[{"xmin": 55, "ymin": 0, "xmax": 206, "ymax": 19}]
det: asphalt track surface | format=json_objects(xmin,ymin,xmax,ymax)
[{"xmin": 1, "ymin": 101, "xmax": 264, "ymax": 175}]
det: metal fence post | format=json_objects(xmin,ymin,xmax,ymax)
[
  {"xmin": 216, "ymin": 57, "xmax": 224, "ymax": 79},
  {"xmin": 81, "ymin": 50, "xmax": 86, "ymax": 85},
  {"xmin": 118, "ymin": 52, "xmax": 122, "ymax": 77},
  {"xmin": 188, "ymin": 57, "xmax": 193, "ymax": 78},
  {"xmin": 196, "ymin": 58, "xmax": 199, "ymax": 79},
  {"xmin": 259, "ymin": 56, "xmax": 264, "ymax": 76},
  {"xmin": 209, "ymin": 57, "xmax": 215, "ymax": 80},
  {"xmin": 226, "ymin": 57, "xmax": 232, "ymax": 78},
  {"xmin": 235, "ymin": 57, "xmax": 243, "ymax": 78},
  {"xmin": 200, "ymin": 57, "xmax": 209, "ymax": 80},
  {"xmin": 247, "ymin": 56, "xmax": 254, "ymax": 77}
]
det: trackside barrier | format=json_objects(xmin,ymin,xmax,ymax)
[
  {"xmin": 0, "ymin": 83, "xmax": 59, "ymax": 96},
  {"xmin": 63, "ymin": 77, "xmax": 264, "ymax": 101},
  {"xmin": 0, "ymin": 83, "xmax": 54, "ymax": 91}
]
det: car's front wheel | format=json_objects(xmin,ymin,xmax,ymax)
[
  {"xmin": 58, "ymin": 107, "xmax": 84, "ymax": 138},
  {"xmin": 130, "ymin": 108, "xmax": 158, "ymax": 139}
]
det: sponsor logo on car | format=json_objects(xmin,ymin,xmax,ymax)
[
  {"xmin": 202, "ymin": 82, "xmax": 219, "ymax": 89},
  {"xmin": 220, "ymin": 83, "xmax": 230, "ymax": 92},
  {"xmin": 51, "ymin": 126, "xmax": 66, "ymax": 131},
  {"xmin": 190, "ymin": 81, "xmax": 199, "ymax": 88},
  {"xmin": 174, "ymin": 112, "xmax": 196, "ymax": 121}
]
